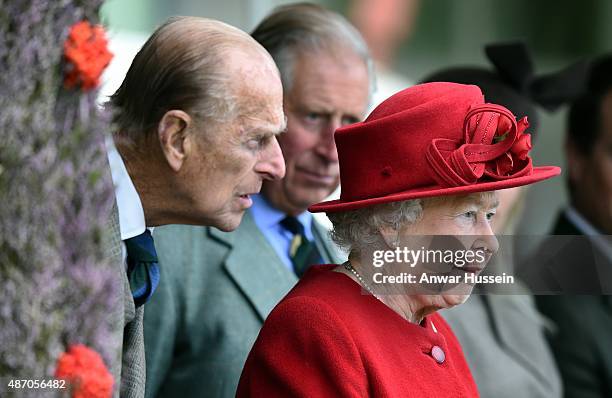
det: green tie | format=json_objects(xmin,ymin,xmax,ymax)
[{"xmin": 280, "ymin": 216, "xmax": 322, "ymax": 277}]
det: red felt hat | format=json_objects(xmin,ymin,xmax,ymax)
[{"xmin": 309, "ymin": 82, "xmax": 561, "ymax": 213}]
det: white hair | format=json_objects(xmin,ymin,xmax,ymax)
[{"xmin": 328, "ymin": 199, "xmax": 423, "ymax": 255}]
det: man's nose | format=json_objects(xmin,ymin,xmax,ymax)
[
  {"xmin": 315, "ymin": 119, "xmax": 340, "ymax": 162},
  {"xmin": 256, "ymin": 136, "xmax": 286, "ymax": 180}
]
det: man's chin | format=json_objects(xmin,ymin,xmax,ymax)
[
  {"xmin": 212, "ymin": 211, "xmax": 245, "ymax": 232},
  {"xmin": 289, "ymin": 188, "xmax": 338, "ymax": 209}
]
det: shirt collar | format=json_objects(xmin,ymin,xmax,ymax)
[
  {"xmin": 565, "ymin": 206, "xmax": 612, "ymax": 269},
  {"xmin": 106, "ymin": 137, "xmax": 146, "ymax": 240},
  {"xmin": 251, "ymin": 194, "xmax": 314, "ymax": 239}
]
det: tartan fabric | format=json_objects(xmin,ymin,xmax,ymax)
[{"xmin": 125, "ymin": 230, "xmax": 159, "ymax": 307}]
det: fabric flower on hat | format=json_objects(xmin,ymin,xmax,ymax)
[
  {"xmin": 490, "ymin": 152, "xmax": 514, "ymax": 176},
  {"xmin": 485, "ymin": 115, "xmax": 532, "ymax": 177},
  {"xmin": 63, "ymin": 21, "xmax": 113, "ymax": 91},
  {"xmin": 427, "ymin": 103, "xmax": 535, "ymax": 188},
  {"xmin": 55, "ymin": 344, "xmax": 114, "ymax": 398},
  {"xmin": 510, "ymin": 117, "xmax": 532, "ymax": 160}
]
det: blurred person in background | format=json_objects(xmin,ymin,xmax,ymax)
[
  {"xmin": 237, "ymin": 82, "xmax": 560, "ymax": 397},
  {"xmin": 143, "ymin": 4, "xmax": 373, "ymax": 397},
  {"xmin": 532, "ymin": 54, "xmax": 612, "ymax": 398},
  {"xmin": 421, "ymin": 41, "xmax": 586, "ymax": 398},
  {"xmin": 106, "ymin": 16, "xmax": 286, "ymax": 397},
  {"xmin": 349, "ymin": 0, "xmax": 417, "ymax": 108}
]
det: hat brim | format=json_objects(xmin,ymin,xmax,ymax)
[{"xmin": 309, "ymin": 166, "xmax": 561, "ymax": 213}]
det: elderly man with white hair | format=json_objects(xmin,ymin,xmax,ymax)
[{"xmin": 106, "ymin": 16, "xmax": 285, "ymax": 397}]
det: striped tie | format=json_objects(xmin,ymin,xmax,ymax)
[{"xmin": 280, "ymin": 216, "xmax": 322, "ymax": 277}]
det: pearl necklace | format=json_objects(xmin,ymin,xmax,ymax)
[
  {"xmin": 342, "ymin": 261, "xmax": 429, "ymax": 328},
  {"xmin": 342, "ymin": 261, "xmax": 383, "ymax": 303}
]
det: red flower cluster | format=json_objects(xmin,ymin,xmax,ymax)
[
  {"xmin": 64, "ymin": 21, "xmax": 113, "ymax": 91},
  {"xmin": 426, "ymin": 104, "xmax": 535, "ymax": 188},
  {"xmin": 55, "ymin": 344, "xmax": 114, "ymax": 398},
  {"xmin": 511, "ymin": 119, "xmax": 533, "ymax": 160}
]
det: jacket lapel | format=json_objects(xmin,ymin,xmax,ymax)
[
  {"xmin": 546, "ymin": 211, "xmax": 604, "ymax": 293},
  {"xmin": 211, "ymin": 211, "xmax": 298, "ymax": 321},
  {"xmin": 106, "ymin": 201, "xmax": 141, "ymax": 397},
  {"xmin": 313, "ymin": 221, "xmax": 346, "ymax": 265},
  {"xmin": 485, "ymin": 295, "xmax": 561, "ymax": 388}
]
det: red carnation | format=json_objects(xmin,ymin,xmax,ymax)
[
  {"xmin": 510, "ymin": 116, "xmax": 533, "ymax": 160},
  {"xmin": 64, "ymin": 21, "xmax": 113, "ymax": 91},
  {"xmin": 511, "ymin": 132, "xmax": 532, "ymax": 161},
  {"xmin": 55, "ymin": 344, "xmax": 114, "ymax": 398}
]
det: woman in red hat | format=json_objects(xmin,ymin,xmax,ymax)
[{"xmin": 236, "ymin": 82, "xmax": 560, "ymax": 397}]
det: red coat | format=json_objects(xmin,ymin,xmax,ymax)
[{"xmin": 237, "ymin": 264, "xmax": 479, "ymax": 397}]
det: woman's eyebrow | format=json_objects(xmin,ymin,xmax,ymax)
[
  {"xmin": 478, "ymin": 198, "xmax": 500, "ymax": 209},
  {"xmin": 456, "ymin": 196, "xmax": 500, "ymax": 210}
]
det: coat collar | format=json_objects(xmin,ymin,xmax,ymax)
[
  {"xmin": 312, "ymin": 221, "xmax": 346, "ymax": 265},
  {"xmin": 107, "ymin": 201, "xmax": 136, "ymax": 325},
  {"xmin": 209, "ymin": 211, "xmax": 298, "ymax": 321},
  {"xmin": 483, "ymin": 295, "xmax": 561, "ymax": 386},
  {"xmin": 209, "ymin": 210, "xmax": 346, "ymax": 320}
]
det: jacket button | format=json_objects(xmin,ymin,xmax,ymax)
[{"xmin": 431, "ymin": 345, "xmax": 445, "ymax": 364}]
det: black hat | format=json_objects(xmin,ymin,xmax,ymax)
[
  {"xmin": 567, "ymin": 53, "xmax": 612, "ymax": 154},
  {"xmin": 421, "ymin": 42, "xmax": 588, "ymax": 136}
]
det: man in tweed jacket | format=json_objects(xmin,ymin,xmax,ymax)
[{"xmin": 105, "ymin": 16, "xmax": 286, "ymax": 397}]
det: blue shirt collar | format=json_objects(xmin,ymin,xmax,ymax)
[{"xmin": 251, "ymin": 194, "xmax": 314, "ymax": 240}]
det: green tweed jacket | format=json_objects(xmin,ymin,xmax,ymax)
[
  {"xmin": 143, "ymin": 210, "xmax": 345, "ymax": 398},
  {"xmin": 106, "ymin": 203, "xmax": 146, "ymax": 398}
]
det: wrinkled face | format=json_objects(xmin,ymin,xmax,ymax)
[
  {"xmin": 397, "ymin": 192, "xmax": 499, "ymax": 309},
  {"xmin": 570, "ymin": 91, "xmax": 612, "ymax": 234},
  {"xmin": 262, "ymin": 49, "xmax": 370, "ymax": 215},
  {"xmin": 183, "ymin": 48, "xmax": 286, "ymax": 231}
]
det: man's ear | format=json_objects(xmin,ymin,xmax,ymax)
[
  {"xmin": 158, "ymin": 110, "xmax": 192, "ymax": 172},
  {"xmin": 565, "ymin": 137, "xmax": 585, "ymax": 185}
]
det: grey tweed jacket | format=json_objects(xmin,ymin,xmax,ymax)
[
  {"xmin": 441, "ymin": 291, "xmax": 562, "ymax": 398},
  {"xmin": 106, "ymin": 203, "xmax": 146, "ymax": 398}
]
